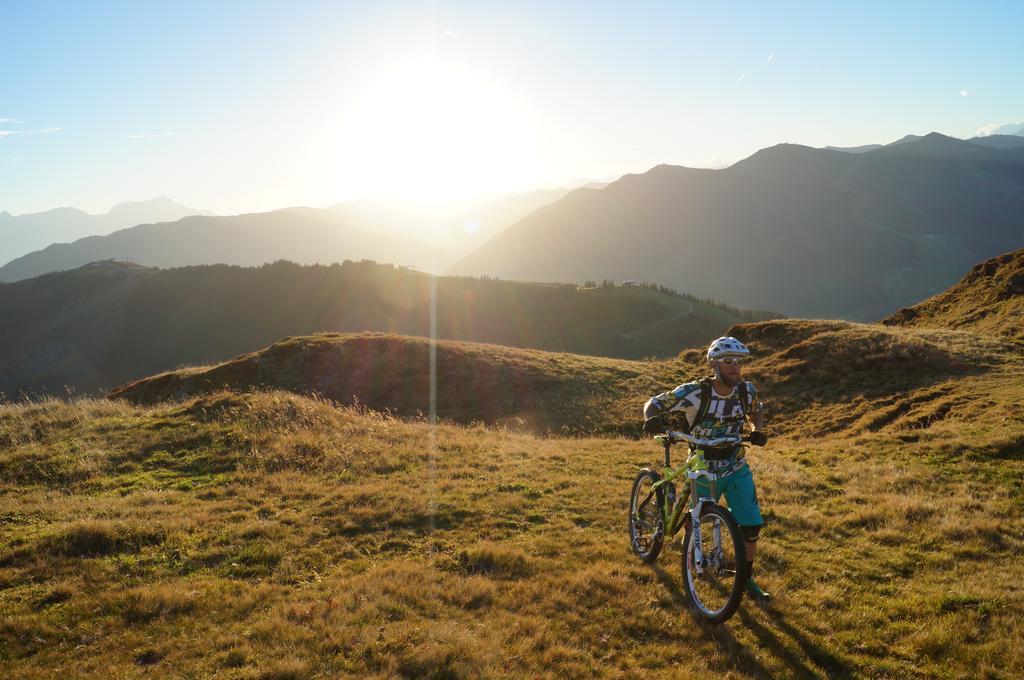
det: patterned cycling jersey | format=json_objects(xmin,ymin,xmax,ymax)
[{"xmin": 651, "ymin": 380, "xmax": 763, "ymax": 469}]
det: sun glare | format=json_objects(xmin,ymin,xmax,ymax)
[{"xmin": 331, "ymin": 58, "xmax": 543, "ymax": 204}]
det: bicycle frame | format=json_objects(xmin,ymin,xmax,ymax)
[
  {"xmin": 645, "ymin": 432, "xmax": 743, "ymax": 570},
  {"xmin": 647, "ymin": 461, "xmax": 721, "ymax": 542}
]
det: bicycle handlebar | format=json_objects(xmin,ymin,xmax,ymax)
[{"xmin": 654, "ymin": 431, "xmax": 750, "ymax": 448}]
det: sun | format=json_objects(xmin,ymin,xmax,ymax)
[{"xmin": 330, "ymin": 57, "xmax": 543, "ymax": 204}]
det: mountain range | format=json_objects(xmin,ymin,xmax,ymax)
[
  {"xmin": 451, "ymin": 133, "xmax": 1024, "ymax": 320},
  {"xmin": 826, "ymin": 130, "xmax": 1024, "ymax": 153},
  {"xmin": 4, "ymin": 130, "xmax": 1023, "ymax": 321},
  {"xmin": 0, "ymin": 189, "xmax": 575, "ymax": 283},
  {"xmin": 0, "ymin": 210, "xmax": 446, "ymax": 283},
  {"xmin": 0, "ymin": 197, "xmax": 209, "ymax": 266}
]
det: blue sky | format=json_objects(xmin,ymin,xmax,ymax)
[{"xmin": 2, "ymin": 1, "xmax": 1022, "ymax": 215}]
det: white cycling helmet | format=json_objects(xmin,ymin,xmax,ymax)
[{"xmin": 706, "ymin": 336, "xmax": 750, "ymax": 362}]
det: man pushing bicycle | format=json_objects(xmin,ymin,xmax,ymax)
[{"xmin": 643, "ymin": 336, "xmax": 772, "ymax": 602}]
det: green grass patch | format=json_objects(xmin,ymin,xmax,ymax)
[{"xmin": 1, "ymin": 388, "xmax": 1023, "ymax": 677}]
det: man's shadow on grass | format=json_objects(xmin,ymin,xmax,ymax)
[{"xmin": 651, "ymin": 564, "xmax": 850, "ymax": 679}]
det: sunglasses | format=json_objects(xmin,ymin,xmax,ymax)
[{"xmin": 716, "ymin": 356, "xmax": 747, "ymax": 365}]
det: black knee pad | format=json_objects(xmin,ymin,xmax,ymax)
[{"xmin": 741, "ymin": 525, "xmax": 762, "ymax": 543}]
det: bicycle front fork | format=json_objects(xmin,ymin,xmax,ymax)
[
  {"xmin": 690, "ymin": 511, "xmax": 704, "ymax": 575},
  {"xmin": 688, "ymin": 500, "xmax": 726, "ymax": 576}
]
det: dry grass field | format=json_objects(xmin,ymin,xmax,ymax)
[
  {"xmin": 5, "ymin": 251, "xmax": 1024, "ymax": 677},
  {"xmin": 2, "ymin": 329, "xmax": 1023, "ymax": 678}
]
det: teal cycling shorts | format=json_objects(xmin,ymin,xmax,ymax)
[{"xmin": 694, "ymin": 461, "xmax": 763, "ymax": 527}]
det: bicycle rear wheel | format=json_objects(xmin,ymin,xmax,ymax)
[
  {"xmin": 628, "ymin": 469, "xmax": 664, "ymax": 562},
  {"xmin": 681, "ymin": 503, "xmax": 748, "ymax": 624}
]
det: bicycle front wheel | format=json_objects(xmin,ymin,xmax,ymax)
[{"xmin": 681, "ymin": 503, "xmax": 748, "ymax": 624}]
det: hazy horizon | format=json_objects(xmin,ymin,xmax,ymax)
[
  {"xmin": 2, "ymin": 127, "xmax": 1022, "ymax": 226},
  {"xmin": 6, "ymin": 127, "xmax": 1022, "ymax": 221},
  {"xmin": 0, "ymin": 178, "xmax": 615, "ymax": 220}
]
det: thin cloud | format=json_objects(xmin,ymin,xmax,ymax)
[
  {"xmin": 975, "ymin": 121, "xmax": 1024, "ymax": 137},
  {"xmin": 0, "ymin": 118, "xmax": 20, "ymax": 124},
  {"xmin": 0, "ymin": 124, "xmax": 62, "ymax": 138},
  {"xmin": 959, "ymin": 90, "xmax": 970, "ymax": 97},
  {"xmin": 765, "ymin": 53, "xmax": 774, "ymax": 64},
  {"xmin": 127, "ymin": 131, "xmax": 175, "ymax": 139},
  {"xmin": 737, "ymin": 73, "xmax": 746, "ymax": 84}
]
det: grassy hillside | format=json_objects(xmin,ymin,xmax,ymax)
[
  {"xmin": 6, "ymin": 253, "xmax": 1024, "ymax": 677},
  {"xmin": 111, "ymin": 333, "xmax": 659, "ymax": 435},
  {"xmin": 727, "ymin": 318, "xmax": 1020, "ymax": 438},
  {"xmin": 111, "ymin": 319, "xmax": 1022, "ymax": 440},
  {"xmin": 0, "ymin": 259, "xmax": 777, "ymax": 397},
  {"xmin": 883, "ymin": 248, "xmax": 1024, "ymax": 341},
  {"xmin": 1, "ymin": 388, "xmax": 1022, "ymax": 678}
]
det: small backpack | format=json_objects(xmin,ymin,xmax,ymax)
[{"xmin": 684, "ymin": 376, "xmax": 751, "ymax": 433}]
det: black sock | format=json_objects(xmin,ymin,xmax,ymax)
[{"xmin": 746, "ymin": 560, "xmax": 754, "ymax": 579}]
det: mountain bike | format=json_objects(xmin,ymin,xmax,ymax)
[{"xmin": 628, "ymin": 431, "xmax": 754, "ymax": 624}]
